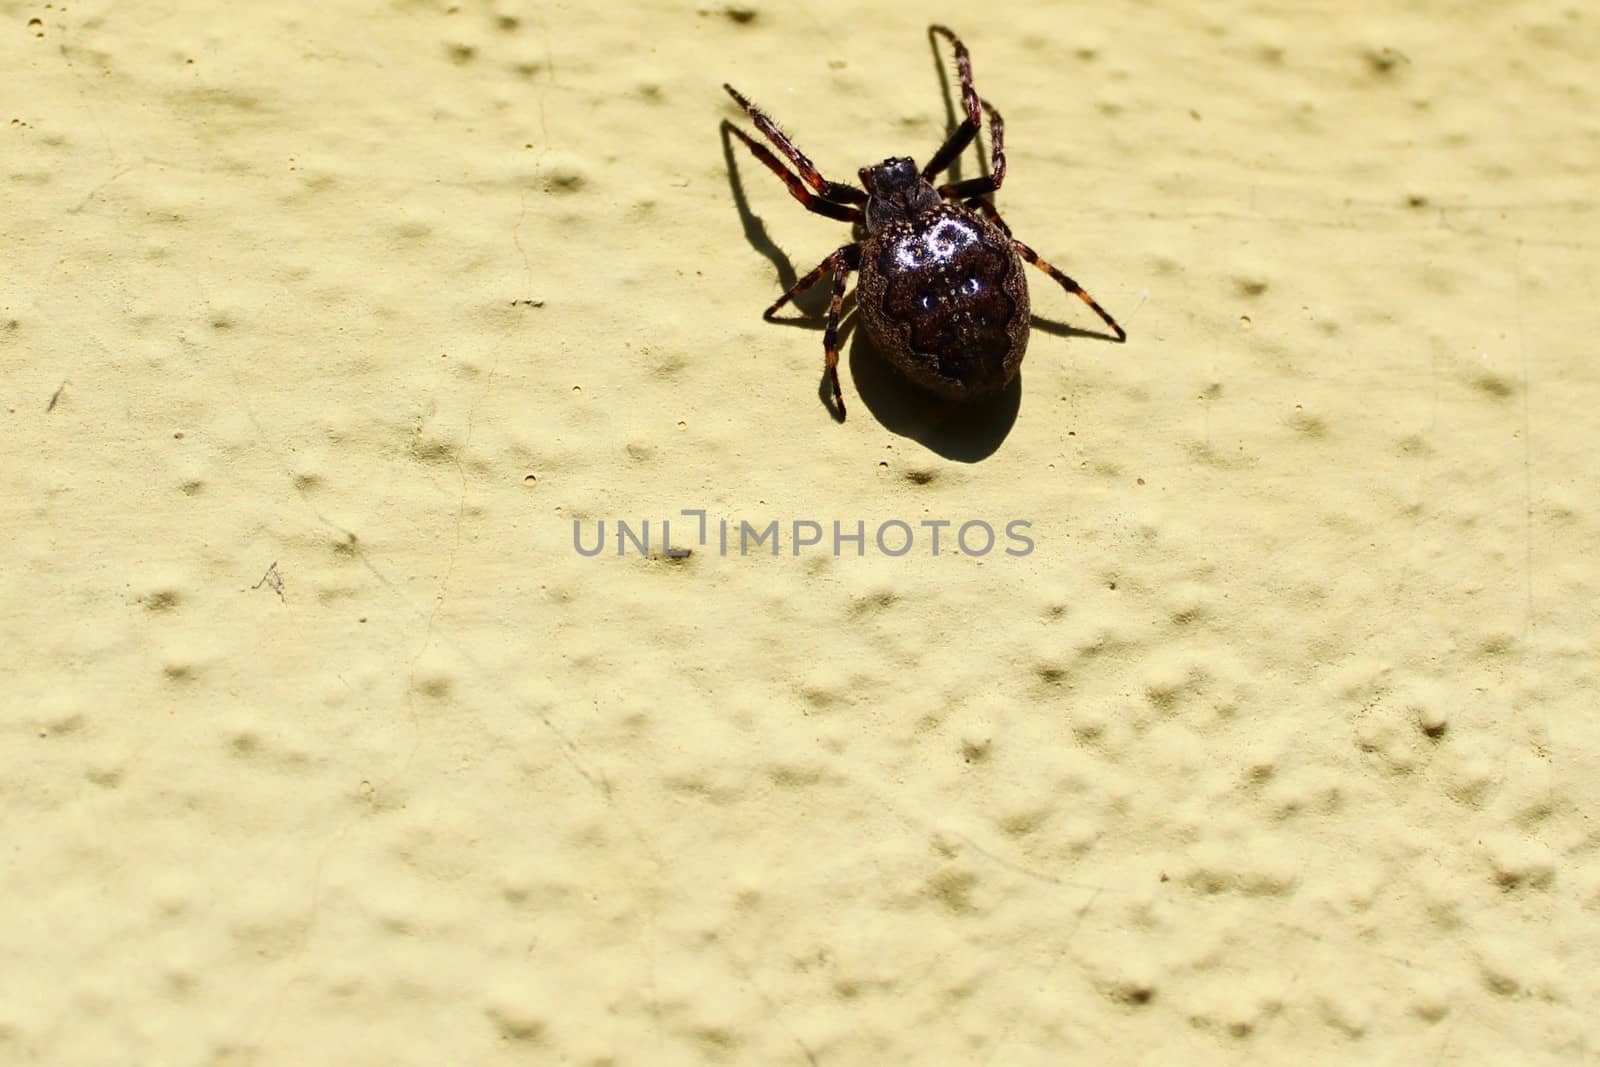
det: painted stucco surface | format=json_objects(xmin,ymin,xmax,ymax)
[{"xmin": 4, "ymin": 1, "xmax": 1597, "ymax": 1063}]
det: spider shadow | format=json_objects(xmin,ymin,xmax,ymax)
[
  {"xmin": 849, "ymin": 311, "xmax": 1117, "ymax": 460},
  {"xmin": 751, "ymin": 287, "xmax": 1019, "ymax": 453},
  {"xmin": 719, "ymin": 120, "xmax": 831, "ymax": 318},
  {"xmin": 843, "ymin": 319, "xmax": 1017, "ymax": 461},
  {"xmin": 1032, "ymin": 316, "xmax": 1124, "ymax": 346}
]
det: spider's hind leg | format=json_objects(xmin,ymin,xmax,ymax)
[{"xmin": 967, "ymin": 199, "xmax": 1125, "ymax": 342}]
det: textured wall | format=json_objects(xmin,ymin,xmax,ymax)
[{"xmin": 4, "ymin": 0, "xmax": 1597, "ymax": 1063}]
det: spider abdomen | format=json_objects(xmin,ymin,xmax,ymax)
[{"xmin": 857, "ymin": 203, "xmax": 1030, "ymax": 400}]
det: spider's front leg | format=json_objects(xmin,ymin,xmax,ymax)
[
  {"xmin": 939, "ymin": 99, "xmax": 1006, "ymax": 200},
  {"xmin": 924, "ymin": 25, "xmax": 984, "ymax": 180},
  {"xmin": 763, "ymin": 243, "xmax": 862, "ymax": 418},
  {"xmin": 723, "ymin": 84, "xmax": 866, "ymax": 220}
]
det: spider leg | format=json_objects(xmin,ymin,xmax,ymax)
[
  {"xmin": 968, "ymin": 199, "xmax": 1125, "ymax": 342},
  {"xmin": 963, "ymin": 196, "xmax": 1011, "ymax": 237},
  {"xmin": 724, "ymin": 84, "xmax": 868, "ymax": 206},
  {"xmin": 922, "ymin": 25, "xmax": 983, "ymax": 181},
  {"xmin": 940, "ymin": 99, "xmax": 1005, "ymax": 199},
  {"xmin": 763, "ymin": 244, "xmax": 861, "ymax": 418},
  {"xmin": 1016, "ymin": 238, "xmax": 1126, "ymax": 342},
  {"xmin": 819, "ymin": 250, "xmax": 857, "ymax": 418},
  {"xmin": 762, "ymin": 242, "xmax": 856, "ymax": 318},
  {"xmin": 725, "ymin": 122, "xmax": 861, "ymax": 223}
]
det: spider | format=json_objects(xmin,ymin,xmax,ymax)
[{"xmin": 724, "ymin": 24, "xmax": 1125, "ymax": 419}]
